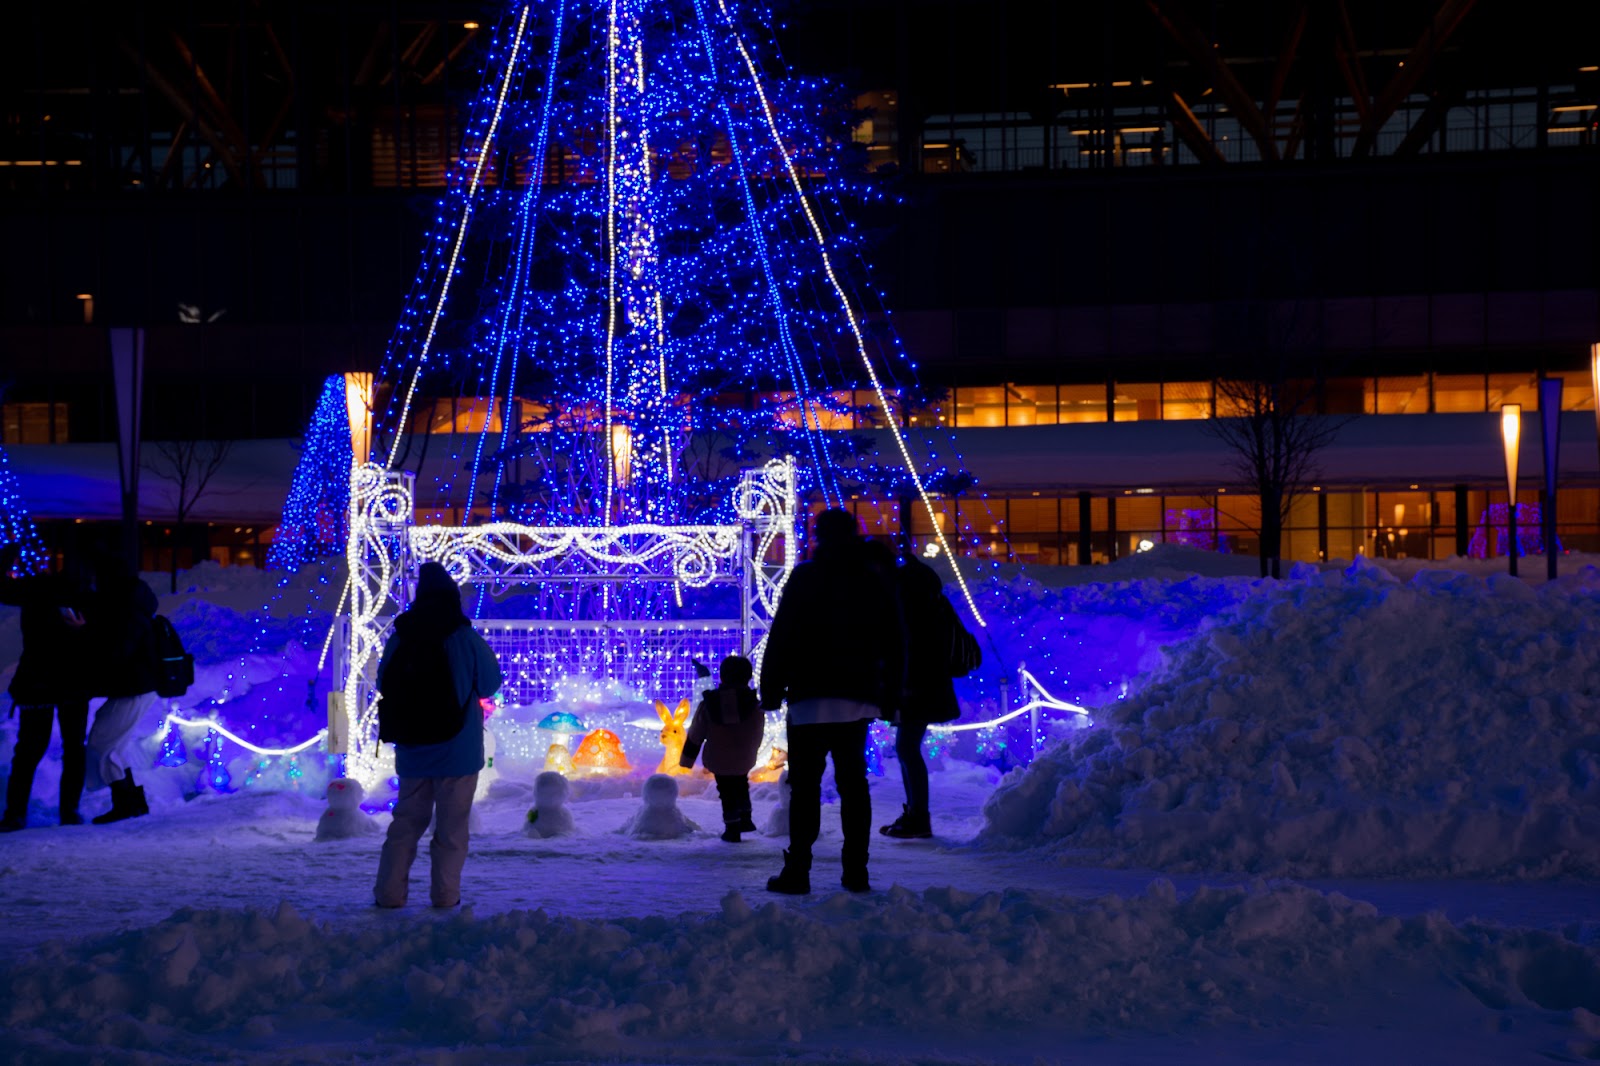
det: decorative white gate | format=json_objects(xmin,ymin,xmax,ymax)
[{"xmin": 338, "ymin": 457, "xmax": 797, "ymax": 784}]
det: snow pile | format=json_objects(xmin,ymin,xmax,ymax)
[
  {"xmin": 3, "ymin": 881, "xmax": 1596, "ymax": 1062},
  {"xmin": 981, "ymin": 558, "xmax": 1600, "ymax": 878}
]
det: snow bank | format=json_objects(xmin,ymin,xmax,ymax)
[
  {"xmin": 3, "ymin": 881, "xmax": 1596, "ymax": 1062},
  {"xmin": 981, "ymin": 558, "xmax": 1600, "ymax": 878}
]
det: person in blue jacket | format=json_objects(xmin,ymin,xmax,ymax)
[{"xmin": 373, "ymin": 562, "xmax": 503, "ymax": 908}]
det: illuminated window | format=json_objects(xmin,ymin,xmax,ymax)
[
  {"xmin": 1005, "ymin": 384, "xmax": 1057, "ymax": 426},
  {"xmin": 1, "ymin": 402, "xmax": 68, "ymax": 444},
  {"xmin": 1433, "ymin": 373, "xmax": 1485, "ymax": 413},
  {"xmin": 410, "ymin": 397, "xmax": 507, "ymax": 434},
  {"xmin": 1112, "ymin": 382, "xmax": 1160, "ymax": 421},
  {"xmin": 1549, "ymin": 369, "xmax": 1596, "ymax": 410},
  {"xmin": 1162, "ymin": 381, "xmax": 1213, "ymax": 420},
  {"xmin": 1487, "ymin": 372, "xmax": 1539, "ymax": 410},
  {"xmin": 1058, "ymin": 384, "xmax": 1107, "ymax": 424},
  {"xmin": 954, "ymin": 386, "xmax": 1006, "ymax": 428},
  {"xmin": 1369, "ymin": 375, "xmax": 1430, "ymax": 414}
]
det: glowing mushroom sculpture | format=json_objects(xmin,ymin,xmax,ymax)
[{"xmin": 536, "ymin": 711, "xmax": 588, "ymax": 775}]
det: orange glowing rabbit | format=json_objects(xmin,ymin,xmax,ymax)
[{"xmin": 655, "ymin": 698, "xmax": 692, "ymax": 775}]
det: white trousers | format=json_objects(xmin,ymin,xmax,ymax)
[{"xmin": 86, "ymin": 692, "xmax": 159, "ymax": 791}]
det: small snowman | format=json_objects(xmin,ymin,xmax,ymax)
[
  {"xmin": 315, "ymin": 778, "xmax": 379, "ymax": 841},
  {"xmin": 524, "ymin": 770, "xmax": 576, "ymax": 838},
  {"xmin": 761, "ymin": 769, "xmax": 790, "ymax": 838},
  {"xmin": 620, "ymin": 773, "xmax": 699, "ymax": 839}
]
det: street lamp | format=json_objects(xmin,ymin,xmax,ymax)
[{"xmin": 1502, "ymin": 404, "xmax": 1521, "ymax": 576}]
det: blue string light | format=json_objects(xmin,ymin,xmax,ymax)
[
  {"xmin": 267, "ymin": 376, "xmax": 354, "ymax": 574},
  {"xmin": 363, "ymin": 0, "xmax": 990, "ymax": 564},
  {"xmin": 0, "ymin": 431, "xmax": 49, "ymax": 574}
]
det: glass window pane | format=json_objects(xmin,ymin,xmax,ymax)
[
  {"xmin": 1118, "ymin": 495, "xmax": 1163, "ymax": 532},
  {"xmin": 1113, "ymin": 382, "xmax": 1161, "ymax": 421},
  {"xmin": 955, "ymin": 386, "xmax": 1006, "ymax": 428},
  {"xmin": 1487, "ymin": 372, "xmax": 1539, "ymax": 411},
  {"xmin": 1552, "ymin": 369, "xmax": 1594, "ymax": 411},
  {"xmin": 1165, "ymin": 496, "xmax": 1218, "ymax": 549},
  {"xmin": 1162, "ymin": 381, "xmax": 1212, "ymax": 420},
  {"xmin": 961, "ymin": 500, "xmax": 1008, "ymax": 559},
  {"xmin": 850, "ymin": 498, "xmax": 900, "ymax": 537},
  {"xmin": 1373, "ymin": 375, "xmax": 1430, "ymax": 414},
  {"xmin": 1286, "ymin": 493, "xmax": 1319, "ymax": 527},
  {"xmin": 1215, "ymin": 380, "xmax": 1266, "ymax": 418},
  {"xmin": 904, "ymin": 390, "xmax": 948, "ymax": 428},
  {"xmin": 1285, "ymin": 528, "xmax": 1321, "ymax": 563},
  {"xmin": 1217, "ymin": 494, "xmax": 1261, "ymax": 530},
  {"xmin": 1007, "ymin": 497, "xmax": 1059, "ymax": 531},
  {"xmin": 1007, "ymin": 384, "xmax": 1057, "ymax": 426},
  {"xmin": 1059, "ymin": 384, "xmax": 1107, "ymax": 423},
  {"xmin": 1434, "ymin": 373, "xmax": 1485, "ymax": 413}
]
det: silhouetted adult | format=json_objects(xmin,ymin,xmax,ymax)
[
  {"xmin": 85, "ymin": 553, "xmax": 160, "ymax": 824},
  {"xmin": 759, "ymin": 508, "xmax": 905, "ymax": 894},
  {"xmin": 881, "ymin": 553, "xmax": 975, "ymax": 839},
  {"xmin": 374, "ymin": 562, "xmax": 503, "ymax": 909},
  {"xmin": 0, "ymin": 543, "xmax": 93, "ymax": 830}
]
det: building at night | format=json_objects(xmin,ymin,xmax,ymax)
[{"xmin": 2, "ymin": 0, "xmax": 1596, "ymax": 571}]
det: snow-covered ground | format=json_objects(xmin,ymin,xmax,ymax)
[{"xmin": 2, "ymin": 548, "xmax": 1599, "ymax": 1064}]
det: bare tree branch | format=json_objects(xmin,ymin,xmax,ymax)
[
  {"xmin": 142, "ymin": 439, "xmax": 237, "ymax": 590},
  {"xmin": 1203, "ymin": 310, "xmax": 1355, "ymax": 577}
]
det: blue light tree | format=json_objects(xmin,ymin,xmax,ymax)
[
  {"xmin": 371, "ymin": 0, "xmax": 970, "ymax": 536},
  {"xmin": 0, "ymin": 434, "xmax": 48, "ymax": 575},
  {"xmin": 268, "ymin": 376, "xmax": 354, "ymax": 573}
]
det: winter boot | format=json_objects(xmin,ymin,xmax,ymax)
[
  {"xmin": 93, "ymin": 774, "xmax": 150, "ymax": 825},
  {"xmin": 766, "ymin": 848, "xmax": 811, "ymax": 894},
  {"xmin": 721, "ymin": 824, "xmax": 742, "ymax": 843},
  {"xmin": 735, "ymin": 805, "xmax": 757, "ymax": 834},
  {"xmin": 881, "ymin": 805, "xmax": 932, "ymax": 839}
]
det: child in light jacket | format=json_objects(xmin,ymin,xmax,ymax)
[{"xmin": 680, "ymin": 654, "xmax": 763, "ymax": 842}]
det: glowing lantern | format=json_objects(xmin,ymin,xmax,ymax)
[{"xmin": 571, "ymin": 728, "xmax": 631, "ymax": 775}]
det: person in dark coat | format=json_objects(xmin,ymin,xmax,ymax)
[
  {"xmin": 373, "ymin": 562, "xmax": 503, "ymax": 909},
  {"xmin": 85, "ymin": 554, "xmax": 161, "ymax": 824},
  {"xmin": 758, "ymin": 508, "xmax": 905, "ymax": 894},
  {"xmin": 880, "ymin": 552, "xmax": 971, "ymax": 839},
  {"xmin": 0, "ymin": 542, "xmax": 94, "ymax": 831},
  {"xmin": 679, "ymin": 654, "xmax": 763, "ymax": 842}
]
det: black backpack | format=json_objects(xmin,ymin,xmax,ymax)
[
  {"xmin": 152, "ymin": 615, "xmax": 194, "ymax": 698},
  {"xmin": 376, "ymin": 622, "xmax": 468, "ymax": 746}
]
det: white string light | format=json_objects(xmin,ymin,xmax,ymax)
[
  {"xmin": 928, "ymin": 668, "xmax": 1091, "ymax": 734},
  {"xmin": 388, "ymin": 4, "xmax": 533, "ymax": 469},
  {"xmin": 603, "ymin": 0, "xmax": 620, "ymax": 523},
  {"xmin": 341, "ymin": 458, "xmax": 797, "ymax": 788},
  {"xmin": 711, "ymin": 0, "xmax": 985, "ymax": 625},
  {"xmin": 162, "ymin": 714, "xmax": 327, "ymax": 757}
]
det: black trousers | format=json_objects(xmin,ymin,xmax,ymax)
[
  {"xmin": 4, "ymin": 699, "xmax": 90, "ymax": 822},
  {"xmin": 894, "ymin": 720, "xmax": 931, "ymax": 816},
  {"xmin": 713, "ymin": 773, "xmax": 751, "ymax": 825},
  {"xmin": 786, "ymin": 718, "xmax": 871, "ymax": 865}
]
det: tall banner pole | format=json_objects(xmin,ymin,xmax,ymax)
[
  {"xmin": 108, "ymin": 327, "xmax": 146, "ymax": 571},
  {"xmin": 1539, "ymin": 376, "xmax": 1563, "ymax": 581}
]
